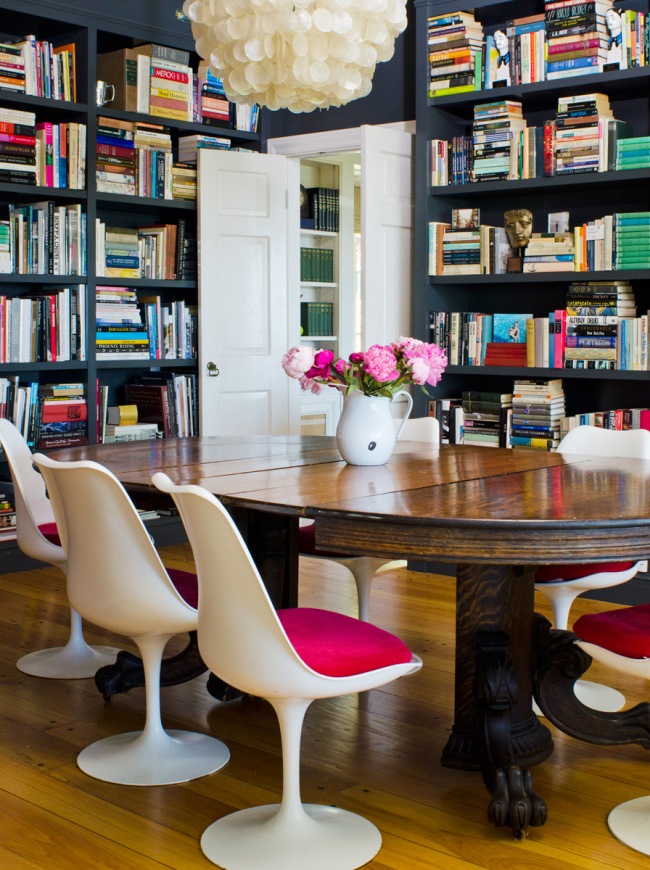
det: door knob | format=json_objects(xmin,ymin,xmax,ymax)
[{"xmin": 207, "ymin": 361, "xmax": 220, "ymax": 377}]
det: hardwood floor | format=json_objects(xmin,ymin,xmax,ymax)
[{"xmin": 1, "ymin": 545, "xmax": 649, "ymax": 869}]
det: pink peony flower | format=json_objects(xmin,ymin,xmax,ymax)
[
  {"xmin": 305, "ymin": 348, "xmax": 335, "ymax": 380},
  {"xmin": 299, "ymin": 375, "xmax": 323, "ymax": 395},
  {"xmin": 403, "ymin": 342, "xmax": 448, "ymax": 387},
  {"xmin": 282, "ymin": 346, "xmax": 316, "ymax": 379},
  {"xmin": 363, "ymin": 345, "xmax": 400, "ymax": 382}
]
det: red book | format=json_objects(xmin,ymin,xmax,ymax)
[
  {"xmin": 96, "ymin": 142, "xmax": 135, "ymax": 159},
  {"xmin": 40, "ymin": 399, "xmax": 88, "ymax": 422},
  {"xmin": 35, "ymin": 121, "xmax": 53, "ymax": 186},
  {"xmin": 543, "ymin": 120, "xmax": 556, "ymax": 177},
  {"xmin": 0, "ymin": 132, "xmax": 36, "ymax": 145},
  {"xmin": 151, "ymin": 66, "xmax": 189, "ymax": 84},
  {"xmin": 640, "ymin": 409, "xmax": 650, "ymax": 433},
  {"xmin": 553, "ymin": 309, "xmax": 566, "ymax": 369}
]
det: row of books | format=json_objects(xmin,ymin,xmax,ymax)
[
  {"xmin": 0, "ymin": 380, "xmax": 88, "ymax": 450},
  {"xmin": 96, "ymin": 286, "xmax": 197, "ymax": 361},
  {"xmin": 95, "ymin": 221, "xmax": 180, "ymax": 280},
  {"xmin": 616, "ymin": 136, "xmax": 650, "ymax": 171},
  {"xmin": 429, "ymin": 379, "xmax": 568, "ymax": 452},
  {"xmin": 0, "ymin": 285, "xmax": 85, "ymax": 363},
  {"xmin": 96, "ymin": 116, "xmax": 192, "ymax": 200},
  {"xmin": 96, "ymin": 44, "xmax": 259, "ymax": 133},
  {"xmin": 561, "ymin": 404, "xmax": 650, "ymax": 438},
  {"xmin": 428, "ymin": 221, "xmax": 511, "ymax": 276},
  {"xmin": 122, "ymin": 374, "xmax": 199, "ymax": 438},
  {"xmin": 0, "ymin": 34, "xmax": 76, "ymax": 101},
  {"xmin": 427, "ymin": 5, "xmax": 648, "ymax": 98},
  {"xmin": 429, "ymin": 93, "xmax": 635, "ymax": 185},
  {"xmin": 301, "ymin": 187, "xmax": 340, "ymax": 232},
  {"xmin": 429, "ymin": 210, "xmax": 650, "ymax": 275},
  {"xmin": 300, "ymin": 302, "xmax": 334, "ymax": 337},
  {"xmin": 0, "ymin": 490, "xmax": 16, "ymax": 538},
  {"xmin": 300, "ymin": 247, "xmax": 335, "ymax": 284},
  {"xmin": 1, "ymin": 201, "xmax": 86, "ymax": 276},
  {"xmin": 428, "ymin": 301, "xmax": 649, "ymax": 371}
]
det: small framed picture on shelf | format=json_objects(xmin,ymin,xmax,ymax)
[
  {"xmin": 548, "ymin": 212, "xmax": 570, "ymax": 233},
  {"xmin": 452, "ymin": 207, "xmax": 480, "ymax": 229}
]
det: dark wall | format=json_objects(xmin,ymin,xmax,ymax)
[
  {"xmin": 51, "ymin": 0, "xmax": 413, "ymax": 140},
  {"xmin": 262, "ymin": 8, "xmax": 416, "ymax": 141}
]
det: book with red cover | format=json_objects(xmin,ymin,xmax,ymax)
[
  {"xmin": 123, "ymin": 383, "xmax": 172, "ymax": 436},
  {"xmin": 40, "ymin": 398, "xmax": 88, "ymax": 422}
]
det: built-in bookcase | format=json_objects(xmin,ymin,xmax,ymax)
[
  {"xmin": 0, "ymin": 0, "xmax": 261, "ymax": 452},
  {"xmin": 413, "ymin": 0, "xmax": 650, "ymax": 421}
]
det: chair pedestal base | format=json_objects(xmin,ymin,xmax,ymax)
[
  {"xmin": 17, "ymin": 643, "xmax": 119, "ymax": 679},
  {"xmin": 608, "ymin": 796, "xmax": 650, "ymax": 856},
  {"xmin": 78, "ymin": 729, "xmax": 230, "ymax": 786},
  {"xmin": 200, "ymin": 804, "xmax": 382, "ymax": 870},
  {"xmin": 534, "ymin": 678, "xmax": 625, "ymax": 717}
]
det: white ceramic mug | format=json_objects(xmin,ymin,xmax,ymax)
[{"xmin": 96, "ymin": 80, "xmax": 115, "ymax": 107}]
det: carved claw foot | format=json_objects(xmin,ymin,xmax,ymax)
[{"xmin": 94, "ymin": 631, "xmax": 208, "ymax": 700}]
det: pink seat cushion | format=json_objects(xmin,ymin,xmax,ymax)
[
  {"xmin": 298, "ymin": 521, "xmax": 351, "ymax": 559},
  {"xmin": 38, "ymin": 522, "xmax": 61, "ymax": 546},
  {"xmin": 535, "ymin": 561, "xmax": 636, "ymax": 583},
  {"xmin": 574, "ymin": 603, "xmax": 650, "ymax": 659},
  {"xmin": 167, "ymin": 567, "xmax": 198, "ymax": 609},
  {"xmin": 278, "ymin": 607, "xmax": 413, "ymax": 677}
]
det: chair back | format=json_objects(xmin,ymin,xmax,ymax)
[
  {"xmin": 399, "ymin": 416, "xmax": 440, "ymax": 443},
  {"xmin": 558, "ymin": 425, "xmax": 650, "ymax": 459},
  {"xmin": 0, "ymin": 419, "xmax": 63, "ymax": 566},
  {"xmin": 153, "ymin": 472, "xmax": 338, "ymax": 697},
  {"xmin": 32, "ymin": 455, "xmax": 197, "ymax": 637}
]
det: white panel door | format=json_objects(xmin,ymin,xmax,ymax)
[
  {"xmin": 360, "ymin": 125, "xmax": 414, "ymax": 347},
  {"xmin": 197, "ymin": 149, "xmax": 291, "ymax": 436}
]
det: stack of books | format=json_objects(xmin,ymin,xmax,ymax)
[
  {"xmin": 510, "ymin": 378, "xmax": 565, "ymax": 450},
  {"xmin": 96, "ymin": 117, "xmax": 136, "ymax": 195},
  {"xmin": 614, "ymin": 212, "xmax": 650, "ymax": 271},
  {"xmin": 553, "ymin": 92, "xmax": 614, "ymax": 176},
  {"xmin": 197, "ymin": 63, "xmax": 231, "ymax": 126},
  {"xmin": 170, "ymin": 163, "xmax": 197, "ymax": 200},
  {"xmin": 133, "ymin": 122, "xmax": 173, "ymax": 199},
  {"xmin": 616, "ymin": 137, "xmax": 650, "ymax": 171},
  {"xmin": 138, "ymin": 223, "xmax": 177, "ymax": 280},
  {"xmin": 544, "ymin": 0, "xmax": 613, "ymax": 80},
  {"xmin": 0, "ymin": 39, "xmax": 26, "ymax": 94},
  {"xmin": 523, "ymin": 232, "xmax": 576, "ymax": 272},
  {"xmin": 564, "ymin": 280, "xmax": 636, "ymax": 370},
  {"xmin": 10, "ymin": 35, "xmax": 77, "ymax": 100},
  {"xmin": 300, "ymin": 247, "xmax": 334, "ymax": 283},
  {"xmin": 103, "ymin": 422, "xmax": 160, "ymax": 443},
  {"xmin": 99, "ymin": 225, "xmax": 140, "ymax": 278},
  {"xmin": 37, "ymin": 382, "xmax": 88, "ymax": 450},
  {"xmin": 177, "ymin": 134, "xmax": 232, "ymax": 163},
  {"xmin": 95, "ymin": 285, "xmax": 149, "ymax": 361},
  {"xmin": 472, "ymin": 100, "xmax": 526, "ymax": 182},
  {"xmin": 145, "ymin": 45, "xmax": 193, "ymax": 123},
  {"xmin": 484, "ymin": 312, "xmax": 531, "ymax": 366},
  {"xmin": 441, "ymin": 226, "xmax": 481, "ymax": 275},
  {"xmin": 0, "ymin": 106, "xmax": 36, "ymax": 186},
  {"xmin": 0, "ymin": 491, "xmax": 16, "ymax": 539},
  {"xmin": 427, "ymin": 11, "xmax": 484, "ymax": 97},
  {"xmin": 560, "ymin": 404, "xmax": 650, "ymax": 436},
  {"xmin": 461, "ymin": 390, "xmax": 513, "ymax": 448}
]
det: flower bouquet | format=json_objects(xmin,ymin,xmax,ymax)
[{"xmin": 281, "ymin": 337, "xmax": 447, "ymax": 398}]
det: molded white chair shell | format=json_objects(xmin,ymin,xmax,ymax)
[
  {"xmin": 153, "ymin": 472, "xmax": 422, "ymax": 870},
  {"xmin": 32, "ymin": 454, "xmax": 230, "ymax": 786},
  {"xmin": 0, "ymin": 418, "xmax": 119, "ymax": 678},
  {"xmin": 573, "ymin": 604, "xmax": 650, "ymax": 857},
  {"xmin": 535, "ymin": 424, "xmax": 650, "ymax": 713},
  {"xmin": 300, "ymin": 415, "xmax": 440, "ymax": 622}
]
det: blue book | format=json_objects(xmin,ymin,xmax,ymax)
[{"xmin": 546, "ymin": 56, "xmax": 602, "ymax": 72}]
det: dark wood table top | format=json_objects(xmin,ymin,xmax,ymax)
[{"xmin": 50, "ymin": 435, "xmax": 650, "ymax": 566}]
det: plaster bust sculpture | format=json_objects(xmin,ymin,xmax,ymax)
[{"xmin": 504, "ymin": 208, "xmax": 533, "ymax": 253}]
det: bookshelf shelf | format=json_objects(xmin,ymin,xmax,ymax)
[
  {"xmin": 0, "ymin": 0, "xmax": 262, "ymax": 456},
  {"xmin": 414, "ymin": 0, "xmax": 650, "ymax": 430}
]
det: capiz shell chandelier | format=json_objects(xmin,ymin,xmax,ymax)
[{"xmin": 183, "ymin": 0, "xmax": 408, "ymax": 113}]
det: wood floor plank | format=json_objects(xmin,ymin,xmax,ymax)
[{"xmin": 0, "ymin": 548, "xmax": 648, "ymax": 868}]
